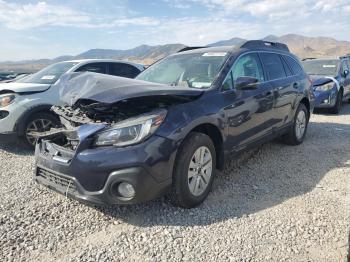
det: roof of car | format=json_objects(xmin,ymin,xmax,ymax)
[
  {"xmin": 62, "ymin": 59, "xmax": 144, "ymax": 68},
  {"xmin": 175, "ymin": 41, "xmax": 291, "ymax": 56}
]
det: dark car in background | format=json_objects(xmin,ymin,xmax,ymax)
[
  {"xmin": 302, "ymin": 56, "xmax": 350, "ymax": 114},
  {"xmin": 34, "ymin": 41, "xmax": 314, "ymax": 208}
]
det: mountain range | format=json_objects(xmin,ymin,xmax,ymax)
[{"xmin": 1, "ymin": 34, "xmax": 350, "ymax": 73}]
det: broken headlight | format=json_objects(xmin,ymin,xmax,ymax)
[{"xmin": 93, "ymin": 110, "xmax": 167, "ymax": 147}]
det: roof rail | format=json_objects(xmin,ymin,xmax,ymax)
[
  {"xmin": 240, "ymin": 40, "xmax": 290, "ymax": 52},
  {"xmin": 177, "ymin": 46, "xmax": 205, "ymax": 53}
]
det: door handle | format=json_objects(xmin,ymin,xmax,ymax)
[{"xmin": 293, "ymin": 83, "xmax": 299, "ymax": 89}]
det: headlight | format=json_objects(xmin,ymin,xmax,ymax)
[
  {"xmin": 0, "ymin": 94, "xmax": 16, "ymax": 107},
  {"xmin": 93, "ymin": 110, "xmax": 167, "ymax": 147},
  {"xmin": 314, "ymin": 82, "xmax": 335, "ymax": 91}
]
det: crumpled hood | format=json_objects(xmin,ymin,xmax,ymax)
[
  {"xmin": 58, "ymin": 72, "xmax": 204, "ymax": 106},
  {"xmin": 0, "ymin": 82, "xmax": 51, "ymax": 94},
  {"xmin": 309, "ymin": 74, "xmax": 339, "ymax": 89}
]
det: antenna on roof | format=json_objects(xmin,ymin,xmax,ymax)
[{"xmin": 240, "ymin": 40, "xmax": 290, "ymax": 52}]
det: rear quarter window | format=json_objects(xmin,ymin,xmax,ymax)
[
  {"xmin": 110, "ymin": 63, "xmax": 141, "ymax": 78},
  {"xmin": 284, "ymin": 56, "xmax": 304, "ymax": 75}
]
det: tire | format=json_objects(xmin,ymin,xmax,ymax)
[
  {"xmin": 20, "ymin": 112, "xmax": 60, "ymax": 148},
  {"xmin": 283, "ymin": 103, "xmax": 309, "ymax": 146},
  {"xmin": 169, "ymin": 132, "xmax": 216, "ymax": 208},
  {"xmin": 329, "ymin": 90, "xmax": 343, "ymax": 114}
]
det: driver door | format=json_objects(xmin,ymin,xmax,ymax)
[{"xmin": 222, "ymin": 53, "xmax": 275, "ymax": 150}]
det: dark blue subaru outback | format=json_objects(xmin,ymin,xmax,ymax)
[{"xmin": 34, "ymin": 41, "xmax": 314, "ymax": 208}]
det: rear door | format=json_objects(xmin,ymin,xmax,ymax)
[
  {"xmin": 260, "ymin": 52, "xmax": 298, "ymax": 130},
  {"xmin": 223, "ymin": 52, "xmax": 275, "ymax": 149}
]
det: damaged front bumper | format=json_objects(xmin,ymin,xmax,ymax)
[
  {"xmin": 314, "ymin": 89, "xmax": 337, "ymax": 108},
  {"xmin": 34, "ymin": 134, "xmax": 177, "ymax": 205}
]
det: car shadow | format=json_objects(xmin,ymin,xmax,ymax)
[
  {"xmin": 0, "ymin": 140, "xmax": 33, "ymax": 156},
  {"xmin": 94, "ymin": 120, "xmax": 350, "ymax": 227}
]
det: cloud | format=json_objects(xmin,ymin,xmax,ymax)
[
  {"xmin": 0, "ymin": 0, "xmax": 159, "ymax": 30},
  {"xmin": 0, "ymin": 1, "xmax": 91, "ymax": 29}
]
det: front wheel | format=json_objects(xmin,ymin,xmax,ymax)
[
  {"xmin": 169, "ymin": 132, "xmax": 216, "ymax": 208},
  {"xmin": 21, "ymin": 112, "xmax": 60, "ymax": 148},
  {"xmin": 329, "ymin": 90, "xmax": 343, "ymax": 114},
  {"xmin": 283, "ymin": 103, "xmax": 309, "ymax": 146}
]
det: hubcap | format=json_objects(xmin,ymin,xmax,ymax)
[
  {"xmin": 295, "ymin": 110, "xmax": 306, "ymax": 140},
  {"xmin": 26, "ymin": 119, "xmax": 54, "ymax": 145},
  {"xmin": 188, "ymin": 146, "xmax": 213, "ymax": 196}
]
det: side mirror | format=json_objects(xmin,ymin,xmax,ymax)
[
  {"xmin": 343, "ymin": 69, "xmax": 349, "ymax": 77},
  {"xmin": 235, "ymin": 76, "xmax": 259, "ymax": 90}
]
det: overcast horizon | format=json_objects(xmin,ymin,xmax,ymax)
[{"xmin": 1, "ymin": 0, "xmax": 350, "ymax": 61}]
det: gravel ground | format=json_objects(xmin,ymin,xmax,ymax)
[{"xmin": 1, "ymin": 104, "xmax": 350, "ymax": 262}]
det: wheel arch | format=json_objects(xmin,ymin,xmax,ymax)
[
  {"xmin": 186, "ymin": 123, "xmax": 225, "ymax": 170},
  {"xmin": 15, "ymin": 104, "xmax": 57, "ymax": 136},
  {"xmin": 299, "ymin": 97, "xmax": 310, "ymax": 117}
]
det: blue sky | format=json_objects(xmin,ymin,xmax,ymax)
[{"xmin": 0, "ymin": 0, "xmax": 350, "ymax": 61}]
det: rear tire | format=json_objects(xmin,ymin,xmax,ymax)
[
  {"xmin": 283, "ymin": 103, "xmax": 309, "ymax": 146},
  {"xmin": 329, "ymin": 90, "xmax": 343, "ymax": 114},
  {"xmin": 169, "ymin": 132, "xmax": 216, "ymax": 208},
  {"xmin": 20, "ymin": 112, "xmax": 60, "ymax": 149}
]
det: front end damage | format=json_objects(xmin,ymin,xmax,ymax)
[{"xmin": 34, "ymin": 72, "xmax": 203, "ymax": 205}]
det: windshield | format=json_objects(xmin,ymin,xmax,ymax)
[
  {"xmin": 302, "ymin": 59, "xmax": 339, "ymax": 76},
  {"xmin": 136, "ymin": 52, "xmax": 229, "ymax": 89},
  {"xmin": 17, "ymin": 62, "xmax": 78, "ymax": 84}
]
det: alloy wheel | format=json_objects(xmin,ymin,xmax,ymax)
[
  {"xmin": 295, "ymin": 110, "xmax": 306, "ymax": 140},
  {"xmin": 26, "ymin": 119, "xmax": 54, "ymax": 145},
  {"xmin": 187, "ymin": 146, "xmax": 213, "ymax": 196}
]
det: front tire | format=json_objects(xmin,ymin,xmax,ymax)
[
  {"xmin": 329, "ymin": 90, "xmax": 343, "ymax": 114},
  {"xmin": 283, "ymin": 103, "xmax": 309, "ymax": 146},
  {"xmin": 20, "ymin": 112, "xmax": 60, "ymax": 148},
  {"xmin": 169, "ymin": 132, "xmax": 216, "ymax": 208}
]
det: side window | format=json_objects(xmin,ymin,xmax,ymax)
[
  {"xmin": 110, "ymin": 63, "xmax": 141, "ymax": 78},
  {"xmin": 231, "ymin": 53, "xmax": 265, "ymax": 82},
  {"xmin": 75, "ymin": 63, "xmax": 107, "ymax": 74},
  {"xmin": 281, "ymin": 56, "xmax": 293, "ymax": 76},
  {"xmin": 260, "ymin": 53, "xmax": 286, "ymax": 80},
  {"xmin": 284, "ymin": 56, "xmax": 303, "ymax": 75},
  {"xmin": 222, "ymin": 71, "xmax": 234, "ymax": 91}
]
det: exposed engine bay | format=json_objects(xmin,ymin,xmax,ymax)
[
  {"xmin": 33, "ymin": 72, "xmax": 203, "ymax": 150},
  {"xmin": 35, "ymin": 95, "xmax": 195, "ymax": 150},
  {"xmin": 53, "ymin": 95, "xmax": 192, "ymax": 126}
]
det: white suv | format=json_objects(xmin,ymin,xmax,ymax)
[{"xmin": 0, "ymin": 59, "xmax": 144, "ymax": 147}]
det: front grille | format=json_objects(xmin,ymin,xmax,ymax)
[{"xmin": 37, "ymin": 168, "xmax": 77, "ymax": 193}]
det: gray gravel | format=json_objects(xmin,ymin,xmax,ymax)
[{"xmin": 1, "ymin": 105, "xmax": 350, "ymax": 262}]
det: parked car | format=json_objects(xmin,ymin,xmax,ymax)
[
  {"xmin": 34, "ymin": 41, "xmax": 314, "ymax": 208},
  {"xmin": 302, "ymin": 56, "xmax": 350, "ymax": 114},
  {"xmin": 0, "ymin": 59, "xmax": 144, "ymax": 147},
  {"xmin": 0, "ymin": 73, "xmax": 31, "ymax": 83}
]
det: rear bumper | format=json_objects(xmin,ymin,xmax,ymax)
[{"xmin": 34, "ymin": 136, "xmax": 177, "ymax": 205}]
